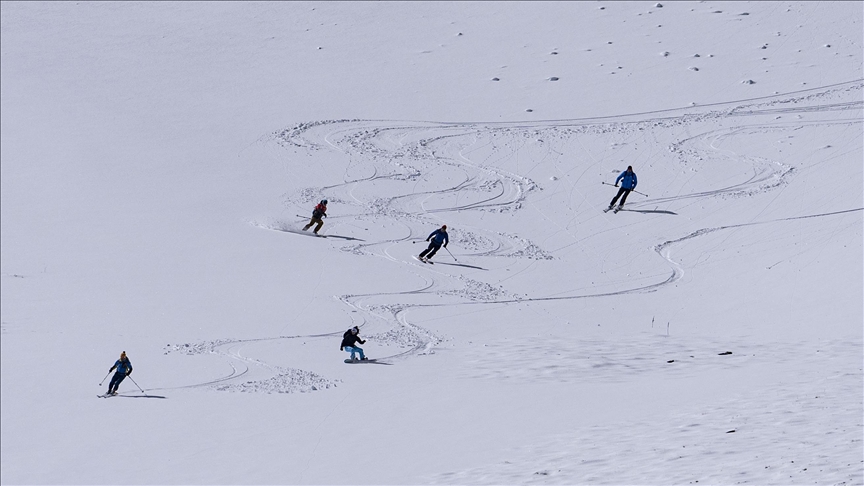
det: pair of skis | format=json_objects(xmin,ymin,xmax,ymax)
[{"xmin": 604, "ymin": 206, "xmax": 624, "ymax": 214}]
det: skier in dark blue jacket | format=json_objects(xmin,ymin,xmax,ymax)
[
  {"xmin": 418, "ymin": 225, "xmax": 448, "ymax": 262},
  {"xmin": 106, "ymin": 351, "xmax": 132, "ymax": 395},
  {"xmin": 608, "ymin": 166, "xmax": 638, "ymax": 210}
]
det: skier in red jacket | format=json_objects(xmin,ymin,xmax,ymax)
[{"xmin": 302, "ymin": 200, "xmax": 328, "ymax": 234}]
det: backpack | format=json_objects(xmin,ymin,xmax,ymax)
[{"xmin": 312, "ymin": 203, "xmax": 326, "ymax": 219}]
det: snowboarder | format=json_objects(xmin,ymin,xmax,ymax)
[
  {"xmin": 302, "ymin": 199, "xmax": 328, "ymax": 234},
  {"xmin": 340, "ymin": 326, "xmax": 367, "ymax": 361},
  {"xmin": 106, "ymin": 351, "xmax": 133, "ymax": 395},
  {"xmin": 418, "ymin": 225, "xmax": 448, "ymax": 262},
  {"xmin": 608, "ymin": 166, "xmax": 638, "ymax": 211}
]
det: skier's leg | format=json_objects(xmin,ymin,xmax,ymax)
[
  {"xmin": 610, "ymin": 187, "xmax": 626, "ymax": 208},
  {"xmin": 303, "ymin": 218, "xmax": 315, "ymax": 231},
  {"xmin": 619, "ymin": 189, "xmax": 631, "ymax": 207},
  {"xmin": 113, "ymin": 374, "xmax": 126, "ymax": 393},
  {"xmin": 107, "ymin": 374, "xmax": 119, "ymax": 393},
  {"xmin": 426, "ymin": 244, "xmax": 441, "ymax": 259},
  {"xmin": 419, "ymin": 242, "xmax": 435, "ymax": 258},
  {"xmin": 313, "ymin": 218, "xmax": 324, "ymax": 234},
  {"xmin": 355, "ymin": 346, "xmax": 365, "ymax": 360}
]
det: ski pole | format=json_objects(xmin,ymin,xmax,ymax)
[
  {"xmin": 126, "ymin": 375, "xmax": 145, "ymax": 394},
  {"xmin": 445, "ymin": 247, "xmax": 458, "ymax": 262},
  {"xmin": 602, "ymin": 181, "xmax": 647, "ymax": 197},
  {"xmin": 98, "ymin": 371, "xmax": 111, "ymax": 386}
]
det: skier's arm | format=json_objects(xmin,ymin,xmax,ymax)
[
  {"xmin": 615, "ymin": 172, "xmax": 624, "ymax": 186},
  {"xmin": 443, "ymin": 235, "xmax": 448, "ymax": 248},
  {"xmin": 632, "ymin": 174, "xmax": 637, "ymax": 188},
  {"xmin": 126, "ymin": 362, "xmax": 133, "ymax": 375},
  {"xmin": 109, "ymin": 361, "xmax": 118, "ymax": 372}
]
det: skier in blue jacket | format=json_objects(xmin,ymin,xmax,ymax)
[
  {"xmin": 418, "ymin": 225, "xmax": 448, "ymax": 262},
  {"xmin": 106, "ymin": 351, "xmax": 132, "ymax": 395},
  {"xmin": 608, "ymin": 166, "xmax": 638, "ymax": 210}
]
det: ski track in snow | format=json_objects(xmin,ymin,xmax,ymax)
[
  {"xmin": 161, "ymin": 337, "xmax": 341, "ymax": 394},
  {"xmin": 176, "ymin": 81, "xmax": 862, "ymax": 394}
]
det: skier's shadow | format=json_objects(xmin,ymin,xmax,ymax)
[
  {"xmin": 621, "ymin": 209, "xmax": 677, "ymax": 215},
  {"xmin": 324, "ymin": 234, "xmax": 366, "ymax": 241}
]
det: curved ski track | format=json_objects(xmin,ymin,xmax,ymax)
[{"xmin": 181, "ymin": 80, "xmax": 863, "ymax": 394}]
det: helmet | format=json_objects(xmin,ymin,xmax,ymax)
[
  {"xmin": 321, "ymin": 199, "xmax": 328, "ymax": 204},
  {"xmin": 442, "ymin": 225, "xmax": 447, "ymax": 230}
]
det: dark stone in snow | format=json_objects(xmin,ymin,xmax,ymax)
[{"xmin": 718, "ymin": 351, "xmax": 732, "ymax": 355}]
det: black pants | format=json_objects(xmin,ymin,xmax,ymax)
[
  {"xmin": 108, "ymin": 372, "xmax": 126, "ymax": 393},
  {"xmin": 610, "ymin": 187, "xmax": 632, "ymax": 207},
  {"xmin": 419, "ymin": 242, "xmax": 442, "ymax": 260}
]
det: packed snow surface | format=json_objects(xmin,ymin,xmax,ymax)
[{"xmin": 2, "ymin": 1, "xmax": 862, "ymax": 484}]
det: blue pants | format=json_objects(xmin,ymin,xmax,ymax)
[
  {"xmin": 108, "ymin": 373, "xmax": 126, "ymax": 393},
  {"xmin": 344, "ymin": 346, "xmax": 365, "ymax": 360}
]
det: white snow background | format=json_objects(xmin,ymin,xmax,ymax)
[{"xmin": 1, "ymin": 1, "xmax": 862, "ymax": 484}]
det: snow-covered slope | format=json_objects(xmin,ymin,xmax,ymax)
[{"xmin": 2, "ymin": 2, "xmax": 861, "ymax": 484}]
